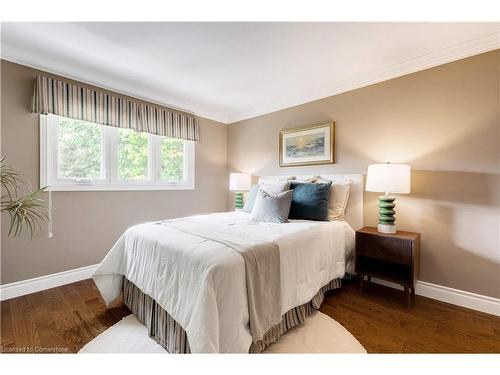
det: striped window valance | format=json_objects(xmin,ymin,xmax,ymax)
[{"xmin": 31, "ymin": 75, "xmax": 200, "ymax": 142}]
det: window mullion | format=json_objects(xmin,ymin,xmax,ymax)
[
  {"xmin": 149, "ymin": 134, "xmax": 154, "ymax": 183},
  {"xmin": 104, "ymin": 126, "xmax": 112, "ymax": 184},
  {"xmin": 155, "ymin": 136, "xmax": 160, "ymax": 183},
  {"xmin": 50, "ymin": 115, "xmax": 59, "ymax": 186},
  {"xmin": 187, "ymin": 141, "xmax": 195, "ymax": 186},
  {"xmin": 39, "ymin": 115, "xmax": 48, "ymax": 188},
  {"xmin": 183, "ymin": 141, "xmax": 188, "ymax": 184},
  {"xmin": 109, "ymin": 127, "xmax": 118, "ymax": 184},
  {"xmin": 151, "ymin": 135, "xmax": 156, "ymax": 184}
]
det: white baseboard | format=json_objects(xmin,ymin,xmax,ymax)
[
  {"xmin": 0, "ymin": 264, "xmax": 98, "ymax": 301},
  {"xmin": 370, "ymin": 277, "xmax": 500, "ymax": 317},
  {"xmin": 2, "ymin": 265, "xmax": 499, "ymax": 317}
]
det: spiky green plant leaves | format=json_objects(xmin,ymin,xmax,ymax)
[{"xmin": 1, "ymin": 156, "xmax": 48, "ymax": 238}]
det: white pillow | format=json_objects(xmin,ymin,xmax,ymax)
[
  {"xmin": 259, "ymin": 181, "xmax": 290, "ymax": 196},
  {"xmin": 314, "ymin": 177, "xmax": 351, "ymax": 220},
  {"xmin": 293, "ymin": 176, "xmax": 316, "ymax": 183},
  {"xmin": 258, "ymin": 176, "xmax": 295, "ymax": 184}
]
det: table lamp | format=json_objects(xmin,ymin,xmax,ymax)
[
  {"xmin": 365, "ymin": 163, "xmax": 411, "ymax": 234},
  {"xmin": 229, "ymin": 173, "xmax": 252, "ymax": 209}
]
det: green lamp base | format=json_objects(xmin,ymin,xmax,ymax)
[
  {"xmin": 235, "ymin": 191, "xmax": 244, "ymax": 209},
  {"xmin": 378, "ymin": 195, "xmax": 396, "ymax": 234}
]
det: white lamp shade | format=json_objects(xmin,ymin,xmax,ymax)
[
  {"xmin": 365, "ymin": 163, "xmax": 411, "ymax": 194},
  {"xmin": 229, "ymin": 173, "xmax": 252, "ymax": 191}
]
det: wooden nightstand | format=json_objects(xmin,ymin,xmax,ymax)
[{"xmin": 355, "ymin": 226, "xmax": 420, "ymax": 308}]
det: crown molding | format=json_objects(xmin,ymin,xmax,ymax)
[
  {"xmin": 226, "ymin": 32, "xmax": 500, "ymax": 124},
  {"xmin": 2, "ymin": 31, "xmax": 498, "ymax": 125}
]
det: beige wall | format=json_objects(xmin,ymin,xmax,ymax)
[
  {"xmin": 2, "ymin": 51, "xmax": 499, "ymax": 299},
  {"xmin": 228, "ymin": 51, "xmax": 500, "ymax": 298},
  {"xmin": 0, "ymin": 60, "xmax": 228, "ymax": 284}
]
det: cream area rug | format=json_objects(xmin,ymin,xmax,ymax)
[{"xmin": 79, "ymin": 311, "xmax": 366, "ymax": 354}]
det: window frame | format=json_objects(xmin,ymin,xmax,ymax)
[{"xmin": 40, "ymin": 114, "xmax": 195, "ymax": 191}]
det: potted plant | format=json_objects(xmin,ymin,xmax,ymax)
[{"xmin": 1, "ymin": 156, "xmax": 48, "ymax": 238}]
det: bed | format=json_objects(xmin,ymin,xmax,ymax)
[{"xmin": 93, "ymin": 174, "xmax": 363, "ymax": 353}]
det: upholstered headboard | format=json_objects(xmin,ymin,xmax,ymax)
[{"xmin": 257, "ymin": 174, "xmax": 364, "ymax": 230}]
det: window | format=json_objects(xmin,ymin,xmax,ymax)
[
  {"xmin": 57, "ymin": 117, "xmax": 105, "ymax": 180},
  {"xmin": 116, "ymin": 128, "xmax": 150, "ymax": 181},
  {"xmin": 159, "ymin": 137, "xmax": 185, "ymax": 182},
  {"xmin": 40, "ymin": 114, "xmax": 195, "ymax": 190}
]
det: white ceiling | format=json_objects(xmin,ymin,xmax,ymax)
[{"xmin": 1, "ymin": 22, "xmax": 498, "ymax": 123}]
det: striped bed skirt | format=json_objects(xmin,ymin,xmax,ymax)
[{"xmin": 123, "ymin": 277, "xmax": 342, "ymax": 353}]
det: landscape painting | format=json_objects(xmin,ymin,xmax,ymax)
[
  {"xmin": 279, "ymin": 122, "xmax": 334, "ymax": 167},
  {"xmin": 285, "ymin": 132, "xmax": 325, "ymax": 158}
]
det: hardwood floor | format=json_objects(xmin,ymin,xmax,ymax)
[
  {"xmin": 320, "ymin": 281, "xmax": 500, "ymax": 353},
  {"xmin": 1, "ymin": 279, "xmax": 499, "ymax": 353},
  {"xmin": 1, "ymin": 279, "xmax": 130, "ymax": 353}
]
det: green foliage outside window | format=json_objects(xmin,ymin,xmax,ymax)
[
  {"xmin": 117, "ymin": 129, "xmax": 149, "ymax": 180},
  {"xmin": 160, "ymin": 138, "xmax": 184, "ymax": 182},
  {"xmin": 57, "ymin": 117, "xmax": 185, "ymax": 183},
  {"xmin": 58, "ymin": 118, "xmax": 103, "ymax": 179}
]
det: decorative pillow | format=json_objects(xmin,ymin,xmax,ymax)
[
  {"xmin": 243, "ymin": 182, "xmax": 290, "ymax": 213},
  {"xmin": 258, "ymin": 176, "xmax": 295, "ymax": 183},
  {"xmin": 259, "ymin": 181, "xmax": 290, "ymax": 196},
  {"xmin": 293, "ymin": 176, "xmax": 316, "ymax": 183},
  {"xmin": 250, "ymin": 189, "xmax": 293, "ymax": 223},
  {"xmin": 288, "ymin": 181, "xmax": 332, "ymax": 221},
  {"xmin": 243, "ymin": 184, "xmax": 259, "ymax": 213},
  {"xmin": 315, "ymin": 177, "xmax": 352, "ymax": 220}
]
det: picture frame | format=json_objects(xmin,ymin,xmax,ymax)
[{"xmin": 279, "ymin": 122, "xmax": 335, "ymax": 167}]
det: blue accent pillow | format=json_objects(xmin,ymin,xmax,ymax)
[{"xmin": 288, "ymin": 182, "xmax": 332, "ymax": 221}]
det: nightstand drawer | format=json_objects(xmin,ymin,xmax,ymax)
[
  {"xmin": 356, "ymin": 232, "xmax": 412, "ymax": 265},
  {"xmin": 355, "ymin": 227, "xmax": 420, "ymax": 308}
]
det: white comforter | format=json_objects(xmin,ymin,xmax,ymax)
[{"xmin": 93, "ymin": 211, "xmax": 355, "ymax": 353}]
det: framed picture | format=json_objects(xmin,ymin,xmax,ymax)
[{"xmin": 279, "ymin": 122, "xmax": 335, "ymax": 167}]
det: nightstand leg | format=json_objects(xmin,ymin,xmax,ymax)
[
  {"xmin": 411, "ymin": 286, "xmax": 415, "ymax": 297},
  {"xmin": 360, "ymin": 276, "xmax": 364, "ymax": 293},
  {"xmin": 404, "ymin": 286, "xmax": 411, "ymax": 308}
]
